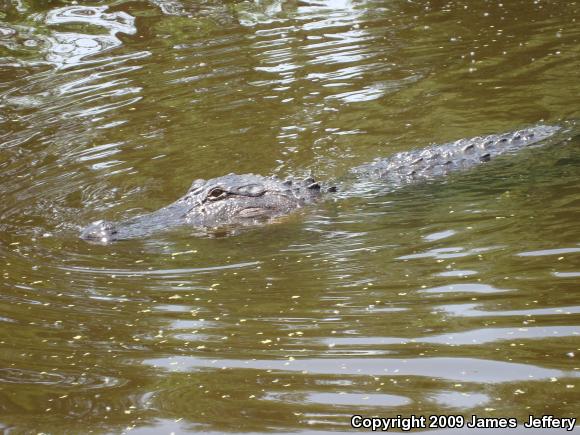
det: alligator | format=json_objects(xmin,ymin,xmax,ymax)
[{"xmin": 81, "ymin": 125, "xmax": 560, "ymax": 243}]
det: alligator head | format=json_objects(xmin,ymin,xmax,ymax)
[{"xmin": 81, "ymin": 173, "xmax": 329, "ymax": 243}]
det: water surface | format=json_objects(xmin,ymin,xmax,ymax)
[{"xmin": 1, "ymin": 0, "xmax": 579, "ymax": 432}]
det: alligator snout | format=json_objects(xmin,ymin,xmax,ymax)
[{"xmin": 80, "ymin": 220, "xmax": 119, "ymax": 243}]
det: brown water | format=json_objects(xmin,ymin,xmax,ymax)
[{"xmin": 1, "ymin": 0, "xmax": 580, "ymax": 433}]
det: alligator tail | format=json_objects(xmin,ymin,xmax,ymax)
[{"xmin": 352, "ymin": 125, "xmax": 560, "ymax": 183}]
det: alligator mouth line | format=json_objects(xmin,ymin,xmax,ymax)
[{"xmin": 237, "ymin": 207, "xmax": 273, "ymax": 218}]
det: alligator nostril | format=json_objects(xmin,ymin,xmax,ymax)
[
  {"xmin": 80, "ymin": 220, "xmax": 118, "ymax": 243},
  {"xmin": 303, "ymin": 176, "xmax": 315, "ymax": 185},
  {"xmin": 307, "ymin": 182, "xmax": 320, "ymax": 190}
]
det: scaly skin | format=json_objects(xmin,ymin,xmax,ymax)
[
  {"xmin": 81, "ymin": 173, "xmax": 327, "ymax": 242},
  {"xmin": 81, "ymin": 125, "xmax": 559, "ymax": 242},
  {"xmin": 351, "ymin": 125, "xmax": 560, "ymax": 182}
]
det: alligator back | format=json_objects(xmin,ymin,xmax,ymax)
[{"xmin": 351, "ymin": 125, "xmax": 560, "ymax": 183}]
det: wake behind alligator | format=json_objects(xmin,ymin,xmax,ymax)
[{"xmin": 81, "ymin": 125, "xmax": 560, "ymax": 243}]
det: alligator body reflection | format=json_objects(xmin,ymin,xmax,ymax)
[{"xmin": 81, "ymin": 125, "xmax": 559, "ymax": 243}]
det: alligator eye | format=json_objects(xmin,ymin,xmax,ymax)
[{"xmin": 207, "ymin": 188, "xmax": 227, "ymax": 201}]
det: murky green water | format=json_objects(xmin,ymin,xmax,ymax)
[{"xmin": 1, "ymin": 0, "xmax": 580, "ymax": 433}]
